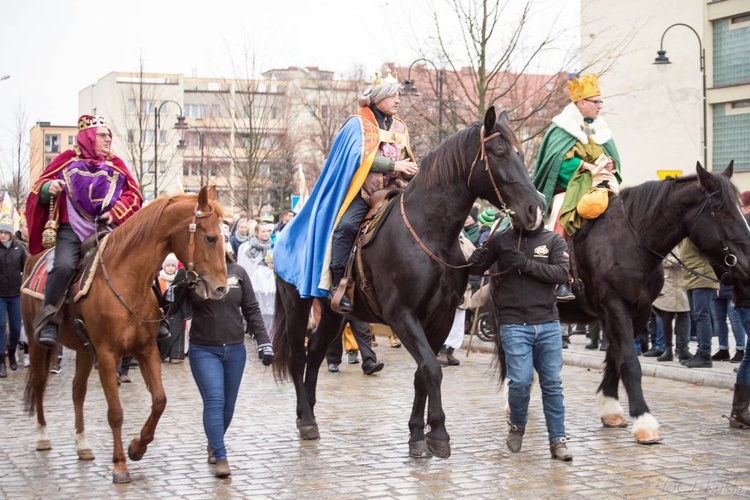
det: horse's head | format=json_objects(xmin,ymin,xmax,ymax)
[
  {"xmin": 470, "ymin": 106, "xmax": 544, "ymax": 230},
  {"xmin": 688, "ymin": 161, "xmax": 750, "ymax": 283},
  {"xmin": 170, "ymin": 186, "xmax": 228, "ymax": 300}
]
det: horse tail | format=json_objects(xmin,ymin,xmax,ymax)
[
  {"xmin": 271, "ymin": 276, "xmax": 293, "ymax": 382},
  {"xmin": 24, "ymin": 343, "xmax": 54, "ymax": 416},
  {"xmin": 489, "ymin": 305, "xmax": 507, "ymax": 387}
]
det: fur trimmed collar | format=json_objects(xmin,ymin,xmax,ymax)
[{"xmin": 552, "ymin": 102, "xmax": 612, "ymax": 145}]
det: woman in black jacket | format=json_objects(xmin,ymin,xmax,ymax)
[
  {"xmin": 169, "ymin": 240, "xmax": 273, "ymax": 479},
  {"xmin": 0, "ymin": 219, "xmax": 27, "ymax": 377}
]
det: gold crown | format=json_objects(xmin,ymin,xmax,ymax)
[
  {"xmin": 372, "ymin": 69, "xmax": 399, "ymax": 86},
  {"xmin": 567, "ymin": 73, "xmax": 601, "ymax": 102},
  {"xmin": 77, "ymin": 115, "xmax": 108, "ymax": 131}
]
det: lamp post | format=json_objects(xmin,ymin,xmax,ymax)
[
  {"xmin": 154, "ymin": 100, "xmax": 187, "ymax": 199},
  {"xmin": 0, "ymin": 75, "xmax": 10, "ymax": 82},
  {"xmin": 654, "ymin": 23, "xmax": 707, "ymax": 169},
  {"xmin": 178, "ymin": 127, "xmax": 205, "ymax": 188},
  {"xmin": 403, "ymin": 58, "xmax": 445, "ymax": 143}
]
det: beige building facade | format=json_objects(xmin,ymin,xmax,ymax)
[
  {"xmin": 580, "ymin": 0, "xmax": 750, "ymax": 188},
  {"xmin": 28, "ymin": 122, "xmax": 78, "ymax": 183}
]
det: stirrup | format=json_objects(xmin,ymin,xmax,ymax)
[{"xmin": 331, "ymin": 278, "xmax": 353, "ymax": 314}]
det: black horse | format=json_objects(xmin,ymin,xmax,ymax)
[
  {"xmin": 272, "ymin": 107, "xmax": 545, "ymax": 458},
  {"xmin": 556, "ymin": 162, "xmax": 750, "ymax": 443}
]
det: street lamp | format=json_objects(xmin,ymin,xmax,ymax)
[
  {"xmin": 403, "ymin": 58, "xmax": 445, "ymax": 143},
  {"xmin": 654, "ymin": 23, "xmax": 707, "ymax": 169},
  {"xmin": 0, "ymin": 75, "xmax": 10, "ymax": 82},
  {"xmin": 154, "ymin": 100, "xmax": 187, "ymax": 199},
  {"xmin": 177, "ymin": 127, "xmax": 205, "ymax": 188}
]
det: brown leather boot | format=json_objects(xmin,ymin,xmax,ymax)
[
  {"xmin": 506, "ymin": 423, "xmax": 525, "ymax": 452},
  {"xmin": 729, "ymin": 383, "xmax": 750, "ymax": 429}
]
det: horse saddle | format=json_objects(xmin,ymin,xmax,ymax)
[
  {"xmin": 333, "ymin": 188, "xmax": 402, "ymax": 318},
  {"xmin": 22, "ymin": 231, "xmax": 111, "ymax": 304}
]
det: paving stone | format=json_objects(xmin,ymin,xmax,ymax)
[{"xmin": 2, "ymin": 337, "xmax": 750, "ymax": 498}]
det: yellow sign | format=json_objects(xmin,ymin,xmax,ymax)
[{"xmin": 657, "ymin": 170, "xmax": 683, "ymax": 180}]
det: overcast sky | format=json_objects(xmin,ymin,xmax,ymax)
[{"xmin": 0, "ymin": 0, "xmax": 578, "ymax": 180}]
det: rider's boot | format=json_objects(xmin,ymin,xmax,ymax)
[
  {"xmin": 556, "ymin": 282, "xmax": 575, "ymax": 302},
  {"xmin": 157, "ymin": 319, "xmax": 171, "ymax": 341},
  {"xmin": 35, "ymin": 304, "xmax": 62, "ymax": 349},
  {"xmin": 330, "ymin": 268, "xmax": 352, "ymax": 314}
]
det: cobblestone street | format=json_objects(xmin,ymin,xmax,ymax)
[{"xmin": 2, "ymin": 338, "xmax": 750, "ymax": 499}]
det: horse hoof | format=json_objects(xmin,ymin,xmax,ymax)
[
  {"xmin": 601, "ymin": 415, "xmax": 628, "ymax": 428},
  {"xmin": 635, "ymin": 432, "xmax": 662, "ymax": 444},
  {"xmin": 77, "ymin": 449, "xmax": 95, "ymax": 461},
  {"xmin": 425, "ymin": 436, "xmax": 451, "ymax": 459},
  {"xmin": 36, "ymin": 440, "xmax": 51, "ymax": 451},
  {"xmin": 299, "ymin": 424, "xmax": 320, "ymax": 440},
  {"xmin": 408, "ymin": 441, "xmax": 433, "ymax": 458},
  {"xmin": 128, "ymin": 440, "xmax": 146, "ymax": 461},
  {"xmin": 112, "ymin": 471, "xmax": 132, "ymax": 484}
]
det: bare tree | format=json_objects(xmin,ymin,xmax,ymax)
[
  {"xmin": 118, "ymin": 56, "xmax": 182, "ymax": 198},
  {"xmin": 401, "ymin": 0, "xmax": 631, "ymax": 164},
  {"xmin": 1, "ymin": 102, "xmax": 30, "ymax": 211},
  {"xmin": 218, "ymin": 48, "xmax": 288, "ymax": 216}
]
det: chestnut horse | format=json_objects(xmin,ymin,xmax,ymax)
[
  {"xmin": 273, "ymin": 108, "xmax": 545, "ymax": 459},
  {"xmin": 556, "ymin": 163, "xmax": 750, "ymax": 443},
  {"xmin": 22, "ymin": 186, "xmax": 228, "ymax": 483}
]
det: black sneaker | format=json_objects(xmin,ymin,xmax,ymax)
[
  {"xmin": 50, "ymin": 361, "xmax": 62, "ymax": 375},
  {"xmin": 711, "ymin": 349, "xmax": 730, "ymax": 361}
]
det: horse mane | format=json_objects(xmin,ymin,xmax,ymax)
[
  {"xmin": 622, "ymin": 171, "xmax": 739, "ymax": 228},
  {"xmin": 105, "ymin": 194, "xmax": 190, "ymax": 259},
  {"xmin": 415, "ymin": 120, "xmax": 519, "ymax": 189}
]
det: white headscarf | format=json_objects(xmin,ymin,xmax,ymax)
[{"xmin": 357, "ymin": 82, "xmax": 402, "ymax": 108}]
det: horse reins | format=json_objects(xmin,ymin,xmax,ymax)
[
  {"xmin": 621, "ymin": 187, "xmax": 735, "ymax": 283},
  {"xmin": 400, "ymin": 125, "xmax": 513, "ymax": 269},
  {"xmin": 98, "ymin": 201, "xmax": 214, "ymax": 324}
]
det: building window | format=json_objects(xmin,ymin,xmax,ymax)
[
  {"xmin": 160, "ymin": 130, "xmax": 168, "ymax": 143},
  {"xmin": 211, "ymin": 104, "xmax": 221, "ymax": 118},
  {"xmin": 144, "ymin": 130, "xmax": 155, "ymax": 144},
  {"xmin": 127, "ymin": 129, "xmax": 135, "ymax": 144},
  {"xmin": 44, "ymin": 134, "xmax": 61, "ymax": 153},
  {"xmin": 141, "ymin": 100, "xmax": 155, "ymax": 115},
  {"xmin": 320, "ymin": 105, "xmax": 330, "ymax": 120},
  {"xmin": 127, "ymin": 99, "xmax": 136, "ymax": 114},
  {"xmin": 184, "ymin": 104, "xmax": 207, "ymax": 119},
  {"xmin": 713, "ymin": 17, "xmax": 750, "ymax": 86},
  {"xmin": 68, "ymin": 136, "xmax": 76, "ymax": 146},
  {"xmin": 713, "ymin": 104, "xmax": 750, "ymax": 172},
  {"xmin": 160, "ymin": 161, "xmax": 167, "ymax": 174}
]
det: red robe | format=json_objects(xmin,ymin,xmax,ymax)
[{"xmin": 26, "ymin": 149, "xmax": 142, "ymax": 255}]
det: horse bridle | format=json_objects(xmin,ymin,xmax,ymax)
[
  {"xmin": 400, "ymin": 125, "xmax": 514, "ymax": 269},
  {"xmin": 621, "ymin": 186, "xmax": 736, "ymax": 282},
  {"xmin": 99, "ymin": 201, "xmax": 216, "ymax": 323},
  {"xmin": 183, "ymin": 202, "xmax": 217, "ymax": 287}
]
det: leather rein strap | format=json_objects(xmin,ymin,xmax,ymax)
[
  {"xmin": 400, "ymin": 126, "xmax": 508, "ymax": 270},
  {"xmin": 99, "ymin": 201, "xmax": 213, "ymax": 323}
]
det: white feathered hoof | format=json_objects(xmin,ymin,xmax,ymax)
[
  {"xmin": 632, "ymin": 413, "xmax": 661, "ymax": 444},
  {"xmin": 598, "ymin": 395, "xmax": 628, "ymax": 428},
  {"xmin": 75, "ymin": 432, "xmax": 94, "ymax": 460}
]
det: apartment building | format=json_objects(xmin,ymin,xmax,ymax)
[
  {"xmin": 580, "ymin": 0, "xmax": 750, "ymax": 188},
  {"xmin": 28, "ymin": 122, "xmax": 78, "ymax": 183}
]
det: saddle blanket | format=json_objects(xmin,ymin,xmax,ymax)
[{"xmin": 21, "ymin": 234, "xmax": 110, "ymax": 303}]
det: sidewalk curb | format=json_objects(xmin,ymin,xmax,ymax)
[{"xmin": 465, "ymin": 339, "xmax": 735, "ymax": 390}]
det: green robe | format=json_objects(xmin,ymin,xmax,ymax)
[{"xmin": 531, "ymin": 124, "xmax": 621, "ymax": 214}]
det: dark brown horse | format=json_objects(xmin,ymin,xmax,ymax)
[
  {"xmin": 556, "ymin": 163, "xmax": 750, "ymax": 443},
  {"xmin": 272, "ymin": 107, "xmax": 545, "ymax": 459},
  {"xmin": 22, "ymin": 186, "xmax": 228, "ymax": 483}
]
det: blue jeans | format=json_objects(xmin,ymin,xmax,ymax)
[
  {"xmin": 501, "ymin": 321, "xmax": 566, "ymax": 442},
  {"xmin": 189, "ymin": 342, "xmax": 247, "ymax": 462},
  {"xmin": 710, "ymin": 296, "xmax": 746, "ymax": 350},
  {"xmin": 0, "ymin": 295, "xmax": 22, "ymax": 354},
  {"xmin": 687, "ymin": 288, "xmax": 716, "ymax": 355},
  {"xmin": 734, "ymin": 308, "xmax": 750, "ymax": 385}
]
